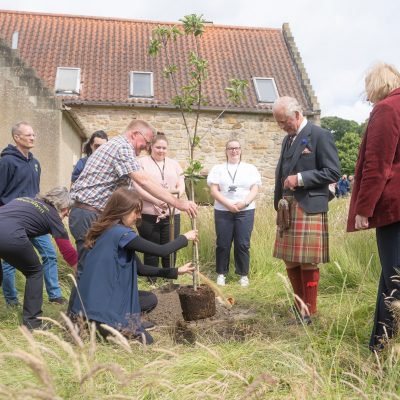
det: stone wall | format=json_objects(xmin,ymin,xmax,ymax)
[
  {"xmin": 69, "ymin": 106, "xmax": 319, "ymax": 198},
  {"xmin": 0, "ymin": 41, "xmax": 83, "ymax": 192}
]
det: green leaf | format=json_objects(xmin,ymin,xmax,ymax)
[
  {"xmin": 179, "ymin": 14, "xmax": 206, "ymax": 37},
  {"xmin": 163, "ymin": 65, "xmax": 178, "ymax": 77},
  {"xmin": 225, "ymin": 78, "xmax": 248, "ymax": 105},
  {"xmin": 193, "ymin": 136, "xmax": 201, "ymax": 147},
  {"xmin": 148, "ymin": 39, "xmax": 161, "ymax": 56}
]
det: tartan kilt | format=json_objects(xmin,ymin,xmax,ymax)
[{"xmin": 273, "ymin": 198, "xmax": 329, "ymax": 264}]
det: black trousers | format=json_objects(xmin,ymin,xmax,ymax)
[
  {"xmin": 370, "ymin": 221, "xmax": 400, "ymax": 349},
  {"xmin": 0, "ymin": 237, "xmax": 43, "ymax": 329},
  {"xmin": 214, "ymin": 209, "xmax": 255, "ymax": 276},
  {"xmin": 139, "ymin": 290, "xmax": 158, "ymax": 313},
  {"xmin": 138, "ymin": 214, "xmax": 180, "ymax": 268}
]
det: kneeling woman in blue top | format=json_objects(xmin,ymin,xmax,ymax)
[{"xmin": 71, "ymin": 187, "xmax": 196, "ymax": 344}]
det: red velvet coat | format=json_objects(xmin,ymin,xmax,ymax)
[{"xmin": 347, "ymin": 88, "xmax": 400, "ymax": 232}]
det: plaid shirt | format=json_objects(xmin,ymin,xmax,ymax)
[{"xmin": 70, "ymin": 135, "xmax": 140, "ymax": 210}]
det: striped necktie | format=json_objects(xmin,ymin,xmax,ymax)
[{"xmin": 287, "ymin": 134, "xmax": 296, "ymax": 149}]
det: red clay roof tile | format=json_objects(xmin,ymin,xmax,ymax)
[{"xmin": 0, "ymin": 10, "xmax": 312, "ymax": 111}]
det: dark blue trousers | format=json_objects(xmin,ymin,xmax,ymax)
[
  {"xmin": 371, "ymin": 221, "xmax": 400, "ymax": 349},
  {"xmin": 67, "ymin": 206, "xmax": 99, "ymax": 313},
  {"xmin": 0, "ymin": 237, "xmax": 43, "ymax": 329},
  {"xmin": 214, "ymin": 209, "xmax": 255, "ymax": 276}
]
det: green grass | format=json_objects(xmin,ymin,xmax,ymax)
[{"xmin": 1, "ymin": 198, "xmax": 400, "ymax": 399}]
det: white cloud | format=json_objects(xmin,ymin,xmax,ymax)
[{"xmin": 324, "ymin": 100, "xmax": 372, "ymax": 123}]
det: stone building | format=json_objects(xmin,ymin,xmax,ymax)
[{"xmin": 0, "ymin": 10, "xmax": 319, "ymax": 195}]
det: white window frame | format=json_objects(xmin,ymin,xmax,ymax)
[
  {"xmin": 129, "ymin": 71, "xmax": 154, "ymax": 98},
  {"xmin": 55, "ymin": 67, "xmax": 81, "ymax": 95},
  {"xmin": 11, "ymin": 31, "xmax": 19, "ymax": 49},
  {"xmin": 252, "ymin": 77, "xmax": 279, "ymax": 103}
]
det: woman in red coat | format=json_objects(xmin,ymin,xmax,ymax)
[{"xmin": 347, "ymin": 63, "xmax": 400, "ymax": 351}]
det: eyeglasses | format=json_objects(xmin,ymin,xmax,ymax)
[
  {"xmin": 226, "ymin": 147, "xmax": 241, "ymax": 151},
  {"xmin": 18, "ymin": 133, "xmax": 37, "ymax": 138},
  {"xmin": 137, "ymin": 131, "xmax": 152, "ymax": 149}
]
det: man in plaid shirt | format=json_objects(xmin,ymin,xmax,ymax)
[{"xmin": 69, "ymin": 119, "xmax": 197, "ymax": 279}]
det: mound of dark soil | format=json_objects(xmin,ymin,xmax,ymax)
[{"xmin": 142, "ymin": 285, "xmax": 258, "ymax": 344}]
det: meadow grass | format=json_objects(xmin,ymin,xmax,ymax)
[{"xmin": 1, "ymin": 198, "xmax": 400, "ymax": 399}]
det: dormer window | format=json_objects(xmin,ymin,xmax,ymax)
[
  {"xmin": 129, "ymin": 71, "xmax": 153, "ymax": 98},
  {"xmin": 55, "ymin": 67, "xmax": 80, "ymax": 95},
  {"xmin": 253, "ymin": 77, "xmax": 278, "ymax": 103}
]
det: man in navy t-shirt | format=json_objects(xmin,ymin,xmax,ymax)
[{"xmin": 0, "ymin": 121, "xmax": 65, "ymax": 305}]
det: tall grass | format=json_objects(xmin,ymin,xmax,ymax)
[{"xmin": 1, "ymin": 199, "xmax": 399, "ymax": 399}]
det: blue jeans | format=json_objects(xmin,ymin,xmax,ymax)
[
  {"xmin": 1, "ymin": 234, "xmax": 61, "ymax": 303},
  {"xmin": 214, "ymin": 209, "xmax": 255, "ymax": 276}
]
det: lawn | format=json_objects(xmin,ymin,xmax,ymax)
[{"xmin": 1, "ymin": 198, "xmax": 399, "ymax": 399}]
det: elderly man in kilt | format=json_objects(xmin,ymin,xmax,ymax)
[{"xmin": 272, "ymin": 97, "xmax": 340, "ymax": 324}]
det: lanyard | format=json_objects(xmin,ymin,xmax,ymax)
[
  {"xmin": 226, "ymin": 162, "xmax": 240, "ymax": 184},
  {"xmin": 151, "ymin": 156, "xmax": 165, "ymax": 181}
]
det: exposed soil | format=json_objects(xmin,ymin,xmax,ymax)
[
  {"xmin": 142, "ymin": 284, "xmax": 259, "ymax": 344},
  {"xmin": 178, "ymin": 284, "xmax": 216, "ymax": 321}
]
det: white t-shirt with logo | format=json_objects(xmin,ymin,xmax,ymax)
[{"xmin": 207, "ymin": 162, "xmax": 262, "ymax": 211}]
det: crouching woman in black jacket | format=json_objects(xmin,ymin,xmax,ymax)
[{"xmin": 0, "ymin": 187, "xmax": 77, "ymax": 329}]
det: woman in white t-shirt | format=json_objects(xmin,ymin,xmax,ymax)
[{"xmin": 207, "ymin": 140, "xmax": 261, "ymax": 287}]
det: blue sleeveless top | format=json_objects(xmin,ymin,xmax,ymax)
[{"xmin": 71, "ymin": 224, "xmax": 142, "ymax": 335}]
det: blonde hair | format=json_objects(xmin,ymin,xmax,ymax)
[{"xmin": 365, "ymin": 63, "xmax": 400, "ymax": 104}]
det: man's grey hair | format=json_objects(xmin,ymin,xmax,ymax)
[
  {"xmin": 37, "ymin": 187, "xmax": 72, "ymax": 212},
  {"xmin": 11, "ymin": 121, "xmax": 31, "ymax": 138},
  {"xmin": 124, "ymin": 119, "xmax": 156, "ymax": 135},
  {"xmin": 272, "ymin": 96, "xmax": 303, "ymax": 117}
]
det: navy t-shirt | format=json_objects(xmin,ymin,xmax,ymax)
[{"xmin": 0, "ymin": 197, "xmax": 68, "ymax": 240}]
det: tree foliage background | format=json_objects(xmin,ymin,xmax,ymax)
[{"xmin": 321, "ymin": 116, "xmax": 367, "ymax": 175}]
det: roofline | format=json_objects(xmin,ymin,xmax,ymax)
[
  {"xmin": 282, "ymin": 23, "xmax": 320, "ymax": 111},
  {"xmin": 62, "ymin": 100, "xmax": 320, "ymax": 117},
  {"xmin": 0, "ymin": 9, "xmax": 282, "ymax": 31}
]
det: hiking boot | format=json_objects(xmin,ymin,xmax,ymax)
[
  {"xmin": 216, "ymin": 274, "xmax": 226, "ymax": 286},
  {"xmin": 49, "ymin": 297, "xmax": 67, "ymax": 305},
  {"xmin": 239, "ymin": 276, "xmax": 249, "ymax": 287}
]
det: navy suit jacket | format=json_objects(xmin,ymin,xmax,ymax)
[{"xmin": 274, "ymin": 121, "xmax": 341, "ymax": 213}]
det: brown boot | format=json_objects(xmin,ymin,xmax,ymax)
[{"xmin": 301, "ymin": 268, "xmax": 320, "ymax": 315}]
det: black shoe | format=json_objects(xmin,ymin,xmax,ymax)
[
  {"xmin": 289, "ymin": 305, "xmax": 312, "ymax": 325},
  {"xmin": 139, "ymin": 329, "xmax": 154, "ymax": 345},
  {"xmin": 142, "ymin": 321, "xmax": 156, "ymax": 331},
  {"xmin": 49, "ymin": 297, "xmax": 67, "ymax": 305},
  {"xmin": 27, "ymin": 321, "xmax": 52, "ymax": 331}
]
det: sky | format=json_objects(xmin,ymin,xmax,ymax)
[{"xmin": 0, "ymin": 0, "xmax": 399, "ymax": 123}]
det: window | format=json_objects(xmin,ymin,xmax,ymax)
[
  {"xmin": 129, "ymin": 71, "xmax": 153, "ymax": 97},
  {"xmin": 55, "ymin": 67, "xmax": 80, "ymax": 95},
  {"xmin": 252, "ymin": 77, "xmax": 278, "ymax": 103},
  {"xmin": 11, "ymin": 31, "xmax": 18, "ymax": 49}
]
